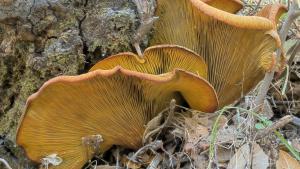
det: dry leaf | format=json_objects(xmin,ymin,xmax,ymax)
[
  {"xmin": 227, "ymin": 143, "xmax": 250, "ymax": 169},
  {"xmin": 262, "ymin": 99, "xmax": 274, "ymax": 119},
  {"xmin": 216, "ymin": 126, "xmax": 237, "ymax": 144},
  {"xmin": 184, "ymin": 116, "xmax": 209, "ymax": 146},
  {"xmin": 182, "ymin": 115, "xmax": 210, "ymax": 165},
  {"xmin": 227, "ymin": 143, "xmax": 269, "ymax": 169},
  {"xmin": 193, "ymin": 154, "xmax": 209, "ymax": 169},
  {"xmin": 211, "ymin": 115, "xmax": 228, "ymax": 129},
  {"xmin": 217, "ymin": 146, "xmax": 235, "ymax": 163},
  {"xmin": 143, "ymin": 112, "xmax": 163, "ymax": 143},
  {"xmin": 252, "ymin": 143, "xmax": 269, "ymax": 169},
  {"xmin": 96, "ymin": 165, "xmax": 118, "ymax": 169},
  {"xmin": 276, "ymin": 150, "xmax": 300, "ymax": 169}
]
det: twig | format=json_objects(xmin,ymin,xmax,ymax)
[
  {"xmin": 279, "ymin": 7, "xmax": 300, "ymax": 41},
  {"xmin": 0, "ymin": 158, "xmax": 12, "ymax": 169},
  {"xmin": 256, "ymin": 115, "xmax": 293, "ymax": 139},
  {"xmin": 254, "ymin": 0, "xmax": 300, "ymax": 107},
  {"xmin": 251, "ymin": 0, "xmax": 263, "ymax": 15},
  {"xmin": 292, "ymin": 21, "xmax": 300, "ymax": 33},
  {"xmin": 127, "ymin": 140, "xmax": 163, "ymax": 167},
  {"xmin": 287, "ymin": 41, "xmax": 300, "ymax": 66},
  {"xmin": 132, "ymin": 0, "xmax": 158, "ymax": 57},
  {"xmin": 164, "ymin": 99, "xmax": 176, "ymax": 127},
  {"xmin": 143, "ymin": 99, "xmax": 176, "ymax": 143},
  {"xmin": 279, "ymin": 40, "xmax": 300, "ymax": 79},
  {"xmin": 115, "ymin": 147, "xmax": 120, "ymax": 168},
  {"xmin": 147, "ymin": 154, "xmax": 162, "ymax": 169}
]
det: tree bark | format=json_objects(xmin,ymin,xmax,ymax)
[{"xmin": 0, "ymin": 0, "xmax": 142, "ymax": 168}]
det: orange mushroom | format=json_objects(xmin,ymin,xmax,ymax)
[
  {"xmin": 17, "ymin": 67, "xmax": 218, "ymax": 169},
  {"xmin": 90, "ymin": 45, "xmax": 208, "ymax": 79},
  {"xmin": 256, "ymin": 4, "xmax": 287, "ymax": 25},
  {"xmin": 202, "ymin": 0, "xmax": 243, "ymax": 13},
  {"xmin": 150, "ymin": 0, "xmax": 286, "ymax": 106}
]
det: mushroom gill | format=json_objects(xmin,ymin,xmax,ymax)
[
  {"xmin": 150, "ymin": 0, "xmax": 286, "ymax": 107},
  {"xmin": 17, "ymin": 67, "xmax": 218, "ymax": 169},
  {"xmin": 90, "ymin": 45, "xmax": 208, "ymax": 79}
]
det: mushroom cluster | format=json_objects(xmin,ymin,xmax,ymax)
[
  {"xmin": 150, "ymin": 0, "xmax": 286, "ymax": 107},
  {"xmin": 16, "ymin": 0, "xmax": 286, "ymax": 168}
]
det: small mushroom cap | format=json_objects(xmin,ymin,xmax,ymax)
[
  {"xmin": 151, "ymin": 0, "xmax": 286, "ymax": 107},
  {"xmin": 90, "ymin": 45, "xmax": 208, "ymax": 79},
  {"xmin": 17, "ymin": 67, "xmax": 218, "ymax": 169}
]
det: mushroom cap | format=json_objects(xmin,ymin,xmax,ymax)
[
  {"xmin": 17, "ymin": 67, "xmax": 218, "ymax": 169},
  {"xmin": 90, "ymin": 45, "xmax": 208, "ymax": 79},
  {"xmin": 151, "ymin": 0, "xmax": 286, "ymax": 107},
  {"xmin": 256, "ymin": 4, "xmax": 287, "ymax": 25},
  {"xmin": 202, "ymin": 0, "xmax": 243, "ymax": 13}
]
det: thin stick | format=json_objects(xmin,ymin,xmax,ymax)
[
  {"xmin": 292, "ymin": 21, "xmax": 300, "ymax": 32},
  {"xmin": 127, "ymin": 140, "xmax": 163, "ymax": 165},
  {"xmin": 147, "ymin": 154, "xmax": 162, "ymax": 169},
  {"xmin": 252, "ymin": 0, "xmax": 263, "ymax": 15},
  {"xmin": 287, "ymin": 41, "xmax": 300, "ymax": 66},
  {"xmin": 0, "ymin": 158, "xmax": 12, "ymax": 169},
  {"xmin": 255, "ymin": 115, "xmax": 293, "ymax": 139},
  {"xmin": 143, "ymin": 99, "xmax": 176, "ymax": 143}
]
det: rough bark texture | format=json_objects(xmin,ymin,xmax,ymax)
[{"xmin": 0, "ymin": 0, "xmax": 139, "ymax": 168}]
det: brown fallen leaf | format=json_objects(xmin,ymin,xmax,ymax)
[
  {"xmin": 261, "ymin": 99, "xmax": 274, "ymax": 119},
  {"xmin": 183, "ymin": 116, "xmax": 209, "ymax": 153},
  {"xmin": 143, "ymin": 112, "xmax": 164, "ymax": 144},
  {"xmin": 217, "ymin": 146, "xmax": 234, "ymax": 163},
  {"xmin": 227, "ymin": 143, "xmax": 269, "ymax": 169},
  {"xmin": 96, "ymin": 165, "xmax": 119, "ymax": 169},
  {"xmin": 276, "ymin": 150, "xmax": 300, "ymax": 169},
  {"xmin": 193, "ymin": 154, "xmax": 209, "ymax": 169},
  {"xmin": 185, "ymin": 117, "xmax": 209, "ymax": 141},
  {"xmin": 216, "ymin": 126, "xmax": 237, "ymax": 144},
  {"xmin": 120, "ymin": 154, "xmax": 143, "ymax": 169}
]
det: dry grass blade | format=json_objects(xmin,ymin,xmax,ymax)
[{"xmin": 0, "ymin": 158, "xmax": 12, "ymax": 169}]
